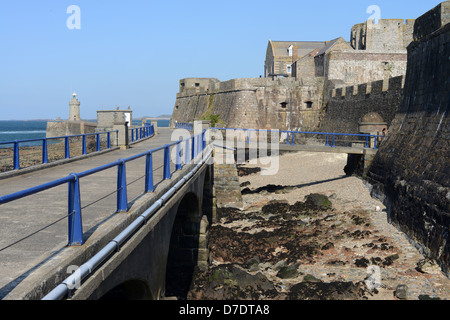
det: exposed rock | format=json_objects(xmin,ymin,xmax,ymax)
[
  {"xmin": 240, "ymin": 181, "xmax": 251, "ymax": 187},
  {"xmin": 416, "ymin": 258, "xmax": 442, "ymax": 274},
  {"xmin": 237, "ymin": 166, "xmax": 261, "ymax": 177},
  {"xmin": 304, "ymin": 193, "xmax": 332, "ymax": 211},
  {"xmin": 303, "ymin": 274, "xmax": 322, "ymax": 283},
  {"xmin": 187, "ymin": 264, "xmax": 279, "ymax": 300},
  {"xmin": 288, "ymin": 281, "xmax": 369, "ymax": 300},
  {"xmin": 276, "ymin": 264, "xmax": 299, "ymax": 279},
  {"xmin": 394, "ymin": 284, "xmax": 408, "ymax": 300},
  {"xmin": 261, "ymin": 200, "xmax": 290, "ymax": 216}
]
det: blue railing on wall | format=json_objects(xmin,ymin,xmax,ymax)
[
  {"xmin": 129, "ymin": 124, "xmax": 155, "ymax": 142},
  {"xmin": 0, "ymin": 124, "xmax": 155, "ymax": 173},
  {"xmin": 0, "ymin": 130, "xmax": 207, "ymax": 247},
  {"xmin": 211, "ymin": 127, "xmax": 383, "ymax": 150},
  {"xmin": 0, "ymin": 131, "xmax": 117, "ymax": 171}
]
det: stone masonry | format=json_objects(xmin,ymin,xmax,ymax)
[{"xmin": 367, "ymin": 1, "xmax": 450, "ymax": 276}]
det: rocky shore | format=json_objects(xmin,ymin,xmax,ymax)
[{"xmin": 185, "ymin": 151, "xmax": 450, "ymax": 300}]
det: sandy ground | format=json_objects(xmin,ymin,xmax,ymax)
[{"xmin": 228, "ymin": 151, "xmax": 450, "ymax": 300}]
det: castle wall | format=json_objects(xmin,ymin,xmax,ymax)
[
  {"xmin": 325, "ymin": 51, "xmax": 407, "ymax": 85},
  {"xmin": 318, "ymin": 76, "xmax": 404, "ymax": 134},
  {"xmin": 366, "ymin": 2, "xmax": 450, "ymax": 275},
  {"xmin": 350, "ymin": 19, "xmax": 415, "ymax": 51},
  {"xmin": 171, "ymin": 77, "xmax": 324, "ymax": 131}
]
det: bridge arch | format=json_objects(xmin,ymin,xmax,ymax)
[
  {"xmin": 100, "ymin": 279, "xmax": 152, "ymax": 300},
  {"xmin": 165, "ymin": 190, "xmax": 210, "ymax": 299}
]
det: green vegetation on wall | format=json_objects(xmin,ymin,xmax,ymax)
[{"xmin": 200, "ymin": 93, "xmax": 224, "ymax": 127}]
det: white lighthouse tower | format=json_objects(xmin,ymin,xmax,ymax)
[{"xmin": 69, "ymin": 92, "xmax": 81, "ymax": 121}]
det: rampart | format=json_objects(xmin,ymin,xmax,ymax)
[
  {"xmin": 366, "ymin": 2, "xmax": 450, "ymax": 275},
  {"xmin": 172, "ymin": 77, "xmax": 323, "ymax": 131},
  {"xmin": 319, "ymin": 75, "xmax": 405, "ymax": 134}
]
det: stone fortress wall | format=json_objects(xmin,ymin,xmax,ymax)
[
  {"xmin": 171, "ymin": 15, "xmax": 416, "ymax": 132},
  {"xmin": 366, "ymin": 1, "xmax": 450, "ymax": 275},
  {"xmin": 171, "ymin": 1, "xmax": 450, "ymax": 275},
  {"xmin": 318, "ymin": 75, "xmax": 405, "ymax": 135},
  {"xmin": 173, "ymin": 77, "xmax": 323, "ymax": 131}
]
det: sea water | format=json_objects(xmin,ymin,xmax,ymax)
[{"xmin": 0, "ymin": 119, "xmax": 170, "ymax": 148}]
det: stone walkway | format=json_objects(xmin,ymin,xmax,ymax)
[{"xmin": 0, "ymin": 128, "xmax": 176, "ymax": 297}]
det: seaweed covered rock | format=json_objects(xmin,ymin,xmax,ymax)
[
  {"xmin": 288, "ymin": 281, "xmax": 369, "ymax": 300},
  {"xmin": 187, "ymin": 264, "xmax": 279, "ymax": 300}
]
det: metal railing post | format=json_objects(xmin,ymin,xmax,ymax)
[
  {"xmin": 82, "ymin": 135, "xmax": 87, "ymax": 155},
  {"xmin": 68, "ymin": 174, "xmax": 83, "ymax": 246},
  {"xmin": 65, "ymin": 137, "xmax": 70, "ymax": 159},
  {"xmin": 373, "ymin": 135, "xmax": 378, "ymax": 150},
  {"xmin": 163, "ymin": 145, "xmax": 171, "ymax": 180},
  {"xmin": 107, "ymin": 132, "xmax": 111, "ymax": 149},
  {"xmin": 365, "ymin": 135, "xmax": 369, "ymax": 148},
  {"xmin": 96, "ymin": 133, "xmax": 100, "ymax": 152},
  {"xmin": 145, "ymin": 152, "xmax": 154, "ymax": 193},
  {"xmin": 117, "ymin": 159, "xmax": 128, "ymax": 213},
  {"xmin": 191, "ymin": 136, "xmax": 195, "ymax": 160},
  {"xmin": 202, "ymin": 130, "xmax": 206, "ymax": 150},
  {"xmin": 291, "ymin": 132, "xmax": 295, "ymax": 145},
  {"xmin": 325, "ymin": 134, "xmax": 330, "ymax": 146},
  {"xmin": 13, "ymin": 141, "xmax": 19, "ymax": 170},
  {"xmin": 42, "ymin": 139, "xmax": 48, "ymax": 164}
]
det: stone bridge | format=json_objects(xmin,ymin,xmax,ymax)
[
  {"xmin": 0, "ymin": 126, "xmax": 214, "ymax": 300},
  {"xmin": 0, "ymin": 123, "xmax": 380, "ymax": 300}
]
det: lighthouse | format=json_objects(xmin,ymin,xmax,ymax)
[{"xmin": 69, "ymin": 92, "xmax": 81, "ymax": 121}]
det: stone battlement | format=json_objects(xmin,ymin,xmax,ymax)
[
  {"xmin": 177, "ymin": 77, "xmax": 301, "ymax": 98},
  {"xmin": 331, "ymin": 75, "xmax": 405, "ymax": 99},
  {"xmin": 414, "ymin": 1, "xmax": 449, "ymax": 40}
]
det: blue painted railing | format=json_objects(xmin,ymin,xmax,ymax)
[
  {"xmin": 129, "ymin": 124, "xmax": 155, "ymax": 142},
  {"xmin": 0, "ymin": 130, "xmax": 207, "ymax": 247},
  {"xmin": 0, "ymin": 131, "xmax": 117, "ymax": 171},
  {"xmin": 211, "ymin": 127, "xmax": 383, "ymax": 150},
  {"xmin": 174, "ymin": 122, "xmax": 193, "ymax": 131}
]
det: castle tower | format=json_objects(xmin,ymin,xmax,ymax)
[{"xmin": 69, "ymin": 92, "xmax": 81, "ymax": 121}]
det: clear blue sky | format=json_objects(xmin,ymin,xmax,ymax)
[{"xmin": 0, "ymin": 0, "xmax": 444, "ymax": 120}]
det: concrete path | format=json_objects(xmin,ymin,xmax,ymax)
[{"xmin": 0, "ymin": 128, "xmax": 177, "ymax": 297}]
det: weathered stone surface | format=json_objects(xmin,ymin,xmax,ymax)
[
  {"xmin": 366, "ymin": 11, "xmax": 450, "ymax": 276},
  {"xmin": 394, "ymin": 284, "xmax": 408, "ymax": 300},
  {"xmin": 276, "ymin": 265, "xmax": 299, "ymax": 279}
]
